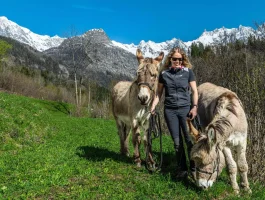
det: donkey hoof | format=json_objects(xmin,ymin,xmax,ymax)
[
  {"xmin": 243, "ymin": 187, "xmax": 252, "ymax": 194},
  {"xmin": 136, "ymin": 162, "xmax": 142, "ymax": 168},
  {"xmin": 147, "ymin": 163, "xmax": 157, "ymax": 170},
  {"xmin": 121, "ymin": 150, "xmax": 130, "ymax": 156},
  {"xmin": 152, "ymin": 163, "xmax": 157, "ymax": 169},
  {"xmin": 233, "ymin": 189, "xmax": 240, "ymax": 195}
]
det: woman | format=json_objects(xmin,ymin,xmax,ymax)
[{"xmin": 151, "ymin": 47, "xmax": 198, "ymax": 178}]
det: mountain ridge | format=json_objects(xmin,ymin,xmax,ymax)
[
  {"xmin": 0, "ymin": 16, "xmax": 65, "ymax": 51},
  {"xmin": 1, "ymin": 16, "xmax": 264, "ymax": 88},
  {"xmin": 1, "ymin": 16, "xmax": 263, "ymax": 57}
]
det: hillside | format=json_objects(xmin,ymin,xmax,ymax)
[
  {"xmin": 44, "ymin": 29, "xmax": 137, "ymax": 87},
  {"xmin": 0, "ymin": 92, "xmax": 264, "ymax": 199},
  {"xmin": 0, "ymin": 33, "xmax": 137, "ymax": 88},
  {"xmin": 0, "ymin": 35, "xmax": 69, "ymax": 80}
]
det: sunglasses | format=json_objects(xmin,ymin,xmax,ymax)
[{"xmin": 171, "ymin": 57, "xmax": 183, "ymax": 61}]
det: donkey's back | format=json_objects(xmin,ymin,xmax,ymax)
[
  {"xmin": 112, "ymin": 81, "xmax": 132, "ymax": 122},
  {"xmin": 198, "ymin": 82, "xmax": 247, "ymax": 135}
]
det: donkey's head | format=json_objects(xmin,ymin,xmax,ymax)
[
  {"xmin": 136, "ymin": 49, "xmax": 164, "ymax": 105},
  {"xmin": 188, "ymin": 120, "xmax": 226, "ymax": 189}
]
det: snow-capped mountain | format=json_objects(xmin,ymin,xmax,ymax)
[
  {"xmin": 0, "ymin": 16, "xmax": 64, "ymax": 51},
  {"xmin": 112, "ymin": 38, "xmax": 187, "ymax": 58},
  {"xmin": 112, "ymin": 25, "xmax": 263, "ymax": 56},
  {"xmin": 185, "ymin": 25, "xmax": 259, "ymax": 47},
  {"xmin": 0, "ymin": 16, "xmax": 263, "ymax": 56},
  {"xmin": 1, "ymin": 16, "xmax": 264, "ymax": 88}
]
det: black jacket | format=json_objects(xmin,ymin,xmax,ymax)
[{"xmin": 159, "ymin": 67, "xmax": 195, "ymax": 108}]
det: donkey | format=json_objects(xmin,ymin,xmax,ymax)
[
  {"xmin": 112, "ymin": 49, "xmax": 164, "ymax": 167},
  {"xmin": 188, "ymin": 82, "xmax": 251, "ymax": 194}
]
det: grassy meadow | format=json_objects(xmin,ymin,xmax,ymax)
[{"xmin": 0, "ymin": 91, "xmax": 264, "ymax": 199}]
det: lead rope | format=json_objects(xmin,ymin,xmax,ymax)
[
  {"xmin": 145, "ymin": 111, "xmax": 163, "ymax": 172},
  {"xmin": 193, "ymin": 114, "xmax": 202, "ymax": 132}
]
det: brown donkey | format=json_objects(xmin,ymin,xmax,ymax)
[
  {"xmin": 188, "ymin": 82, "xmax": 251, "ymax": 194},
  {"xmin": 112, "ymin": 49, "xmax": 164, "ymax": 167}
]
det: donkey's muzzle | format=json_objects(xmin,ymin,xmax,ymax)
[{"xmin": 138, "ymin": 95, "xmax": 148, "ymax": 105}]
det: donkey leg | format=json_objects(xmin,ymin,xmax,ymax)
[
  {"xmin": 123, "ymin": 125, "xmax": 131, "ymax": 157},
  {"xmin": 117, "ymin": 121, "xmax": 130, "ymax": 157},
  {"xmin": 223, "ymin": 147, "xmax": 240, "ymax": 194},
  {"xmin": 236, "ymin": 142, "xmax": 251, "ymax": 193},
  {"xmin": 132, "ymin": 126, "xmax": 141, "ymax": 167}
]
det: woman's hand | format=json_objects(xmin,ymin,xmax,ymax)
[
  {"xmin": 189, "ymin": 106, "xmax": 197, "ymax": 120},
  {"xmin": 150, "ymin": 106, "xmax": 156, "ymax": 114},
  {"xmin": 150, "ymin": 83, "xmax": 164, "ymax": 115}
]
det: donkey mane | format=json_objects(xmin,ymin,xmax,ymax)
[
  {"xmin": 208, "ymin": 116, "xmax": 232, "ymax": 137},
  {"xmin": 215, "ymin": 91, "xmax": 239, "ymax": 117},
  {"xmin": 142, "ymin": 57, "xmax": 153, "ymax": 63},
  {"xmin": 192, "ymin": 116, "xmax": 232, "ymax": 156},
  {"xmin": 207, "ymin": 91, "xmax": 239, "ymax": 142},
  {"xmin": 137, "ymin": 63, "xmax": 159, "ymax": 75},
  {"xmin": 137, "ymin": 59, "xmax": 159, "ymax": 75}
]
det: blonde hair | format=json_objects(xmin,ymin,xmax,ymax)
[{"xmin": 160, "ymin": 47, "xmax": 192, "ymax": 72}]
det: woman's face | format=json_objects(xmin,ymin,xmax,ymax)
[{"xmin": 171, "ymin": 52, "xmax": 183, "ymax": 67}]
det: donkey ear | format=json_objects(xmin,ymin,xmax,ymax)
[
  {"xmin": 136, "ymin": 49, "xmax": 144, "ymax": 64},
  {"xmin": 152, "ymin": 52, "xmax": 164, "ymax": 71},
  {"xmin": 207, "ymin": 127, "xmax": 216, "ymax": 148},
  {"xmin": 187, "ymin": 119, "xmax": 200, "ymax": 142},
  {"xmin": 153, "ymin": 52, "xmax": 164, "ymax": 64}
]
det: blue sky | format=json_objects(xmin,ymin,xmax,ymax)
[{"xmin": 1, "ymin": 0, "xmax": 264, "ymax": 44}]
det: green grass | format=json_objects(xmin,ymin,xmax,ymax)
[{"xmin": 0, "ymin": 92, "xmax": 264, "ymax": 199}]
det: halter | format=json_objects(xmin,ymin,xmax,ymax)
[
  {"xmin": 196, "ymin": 145, "xmax": 221, "ymax": 184},
  {"xmin": 137, "ymin": 64, "xmax": 157, "ymax": 93},
  {"xmin": 138, "ymin": 82, "xmax": 154, "ymax": 91}
]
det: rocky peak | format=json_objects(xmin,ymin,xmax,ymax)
[{"xmin": 83, "ymin": 29, "xmax": 110, "ymax": 44}]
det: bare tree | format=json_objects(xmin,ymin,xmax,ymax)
[{"xmin": 63, "ymin": 26, "xmax": 90, "ymax": 113}]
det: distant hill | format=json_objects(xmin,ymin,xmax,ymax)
[
  {"xmin": 0, "ymin": 35, "xmax": 69, "ymax": 80},
  {"xmin": 0, "ymin": 33, "xmax": 137, "ymax": 88}
]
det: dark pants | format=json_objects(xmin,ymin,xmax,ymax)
[{"xmin": 164, "ymin": 106, "xmax": 195, "ymax": 171}]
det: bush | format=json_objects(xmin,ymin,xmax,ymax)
[{"xmin": 191, "ymin": 41, "xmax": 265, "ymax": 183}]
